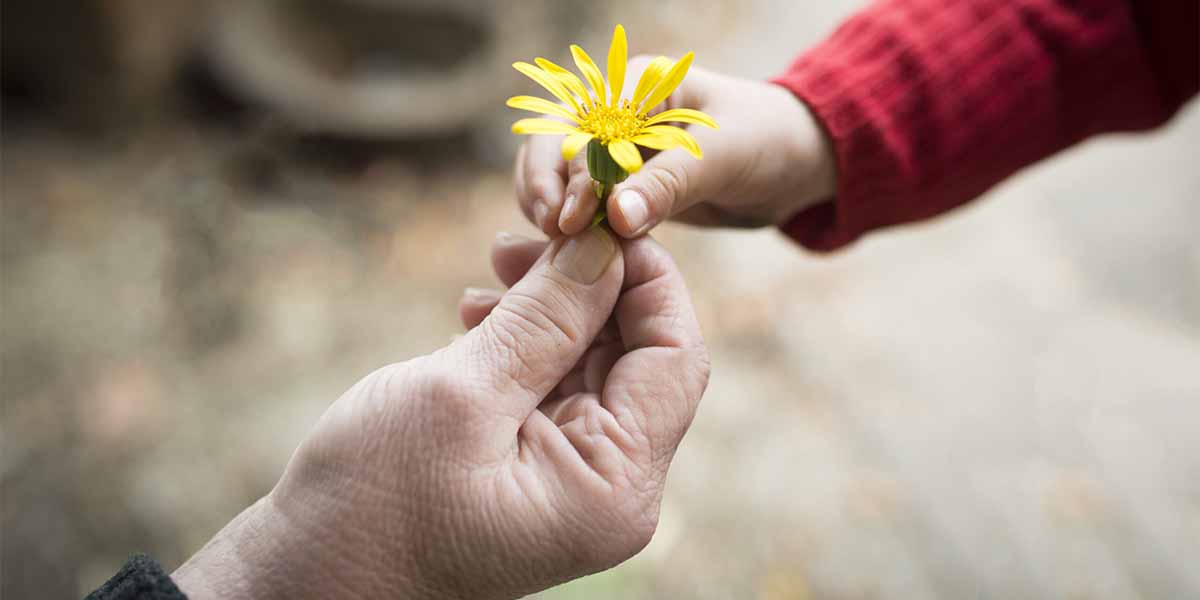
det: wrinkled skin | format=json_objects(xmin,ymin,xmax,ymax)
[
  {"xmin": 173, "ymin": 230, "xmax": 710, "ymax": 599},
  {"xmin": 514, "ymin": 56, "xmax": 838, "ymax": 238}
]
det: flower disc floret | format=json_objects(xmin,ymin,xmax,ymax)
[{"xmin": 581, "ymin": 102, "xmax": 645, "ymax": 145}]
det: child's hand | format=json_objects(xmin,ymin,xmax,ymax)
[{"xmin": 514, "ymin": 57, "xmax": 837, "ymax": 238}]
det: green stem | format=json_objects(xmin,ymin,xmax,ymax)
[{"xmin": 586, "ymin": 140, "xmax": 628, "ymax": 228}]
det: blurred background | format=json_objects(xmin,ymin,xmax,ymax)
[{"xmin": 3, "ymin": 0, "xmax": 1199, "ymax": 598}]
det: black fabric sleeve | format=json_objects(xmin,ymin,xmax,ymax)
[{"xmin": 84, "ymin": 554, "xmax": 187, "ymax": 600}]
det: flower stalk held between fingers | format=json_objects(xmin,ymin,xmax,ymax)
[{"xmin": 507, "ymin": 24, "xmax": 719, "ymax": 226}]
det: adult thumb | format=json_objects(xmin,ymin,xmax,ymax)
[{"xmin": 448, "ymin": 227, "xmax": 624, "ymax": 422}]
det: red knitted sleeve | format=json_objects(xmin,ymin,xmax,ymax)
[{"xmin": 771, "ymin": 0, "xmax": 1199, "ymax": 251}]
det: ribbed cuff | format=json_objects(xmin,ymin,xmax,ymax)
[{"xmin": 769, "ymin": 4, "xmax": 918, "ymax": 252}]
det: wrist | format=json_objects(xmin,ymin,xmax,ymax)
[
  {"xmin": 766, "ymin": 81, "xmax": 838, "ymax": 223},
  {"xmin": 797, "ymin": 98, "xmax": 838, "ymax": 203},
  {"xmin": 172, "ymin": 494, "xmax": 411, "ymax": 599}
]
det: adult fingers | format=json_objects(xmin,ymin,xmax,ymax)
[
  {"xmin": 448, "ymin": 227, "xmax": 625, "ymax": 422},
  {"xmin": 604, "ymin": 235, "xmax": 710, "ymax": 464},
  {"xmin": 458, "ymin": 287, "xmax": 503, "ymax": 330},
  {"xmin": 460, "ymin": 233, "xmax": 549, "ymax": 330},
  {"xmin": 491, "ymin": 232, "xmax": 548, "ymax": 287}
]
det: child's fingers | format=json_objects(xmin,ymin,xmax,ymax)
[
  {"xmin": 517, "ymin": 135, "xmax": 570, "ymax": 236},
  {"xmin": 528, "ymin": 67, "xmax": 715, "ymax": 238},
  {"xmin": 559, "ymin": 154, "xmax": 601, "ymax": 235}
]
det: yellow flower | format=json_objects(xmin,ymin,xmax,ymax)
[{"xmin": 507, "ymin": 24, "xmax": 718, "ymax": 174}]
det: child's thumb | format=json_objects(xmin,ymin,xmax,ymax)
[{"xmin": 606, "ymin": 149, "xmax": 713, "ymax": 238}]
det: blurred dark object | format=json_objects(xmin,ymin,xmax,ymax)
[
  {"xmin": 1, "ymin": 0, "xmax": 601, "ymax": 173},
  {"xmin": 200, "ymin": 0, "xmax": 562, "ymax": 138},
  {"xmin": 1, "ymin": 0, "xmax": 207, "ymax": 131},
  {"xmin": 2, "ymin": 0, "xmax": 118, "ymax": 127}
]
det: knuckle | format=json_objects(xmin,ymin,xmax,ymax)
[
  {"xmin": 411, "ymin": 360, "xmax": 479, "ymax": 421},
  {"xmin": 527, "ymin": 174, "xmax": 560, "ymax": 203},
  {"xmin": 567, "ymin": 169, "xmax": 592, "ymax": 191},
  {"xmin": 567, "ymin": 153, "xmax": 590, "ymax": 177},
  {"xmin": 422, "ymin": 364, "xmax": 467, "ymax": 400},
  {"xmin": 416, "ymin": 364, "xmax": 462, "ymax": 402},
  {"xmin": 479, "ymin": 314, "xmax": 537, "ymax": 386},
  {"xmin": 644, "ymin": 164, "xmax": 690, "ymax": 216},
  {"xmin": 492, "ymin": 285, "xmax": 583, "ymax": 348},
  {"xmin": 510, "ymin": 279, "xmax": 585, "ymax": 344},
  {"xmin": 478, "ymin": 288, "xmax": 581, "ymax": 391}
]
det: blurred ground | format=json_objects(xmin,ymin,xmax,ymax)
[{"xmin": 3, "ymin": 1, "xmax": 1199, "ymax": 599}]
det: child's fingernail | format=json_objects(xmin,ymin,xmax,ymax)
[
  {"xmin": 617, "ymin": 190, "xmax": 649, "ymax": 234},
  {"xmin": 552, "ymin": 227, "xmax": 617, "ymax": 283},
  {"xmin": 533, "ymin": 200, "xmax": 549, "ymax": 229},
  {"xmin": 560, "ymin": 194, "xmax": 578, "ymax": 228}
]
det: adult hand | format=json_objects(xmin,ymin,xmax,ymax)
[
  {"xmin": 172, "ymin": 228, "xmax": 710, "ymax": 599},
  {"xmin": 514, "ymin": 58, "xmax": 837, "ymax": 238}
]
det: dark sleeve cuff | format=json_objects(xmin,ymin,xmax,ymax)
[{"xmin": 85, "ymin": 555, "xmax": 187, "ymax": 600}]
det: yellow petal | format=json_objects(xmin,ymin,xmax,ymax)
[
  {"xmin": 513, "ymin": 62, "xmax": 577, "ymax": 112},
  {"xmin": 561, "ymin": 132, "xmax": 593, "ymax": 161},
  {"xmin": 632, "ymin": 56, "xmax": 672, "ymax": 107},
  {"xmin": 630, "ymin": 132, "xmax": 679, "ymax": 151},
  {"xmin": 638, "ymin": 52, "xmax": 694, "ymax": 115},
  {"xmin": 643, "ymin": 108, "xmax": 718, "ymax": 129},
  {"xmin": 570, "ymin": 44, "xmax": 607, "ymax": 107},
  {"xmin": 642, "ymin": 125, "xmax": 702, "ymax": 158},
  {"xmin": 607, "ymin": 139, "xmax": 643, "ymax": 173},
  {"xmin": 506, "ymin": 96, "xmax": 580, "ymax": 123},
  {"xmin": 607, "ymin": 25, "xmax": 627, "ymax": 103},
  {"xmin": 511, "ymin": 118, "xmax": 582, "ymax": 135},
  {"xmin": 534, "ymin": 58, "xmax": 592, "ymax": 109},
  {"xmin": 635, "ymin": 125, "xmax": 702, "ymax": 159}
]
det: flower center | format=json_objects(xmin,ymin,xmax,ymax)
[{"xmin": 580, "ymin": 100, "xmax": 644, "ymax": 144}]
